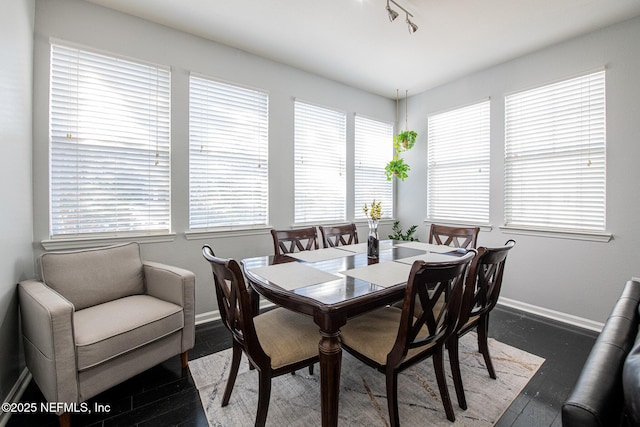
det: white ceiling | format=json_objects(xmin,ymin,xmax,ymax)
[{"xmin": 84, "ymin": 0, "xmax": 640, "ymax": 99}]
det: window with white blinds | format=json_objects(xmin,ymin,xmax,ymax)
[
  {"xmin": 354, "ymin": 115, "xmax": 394, "ymax": 219},
  {"xmin": 427, "ymin": 100, "xmax": 490, "ymax": 224},
  {"xmin": 189, "ymin": 75, "xmax": 269, "ymax": 229},
  {"xmin": 50, "ymin": 44, "xmax": 171, "ymax": 237},
  {"xmin": 294, "ymin": 101, "xmax": 346, "ymax": 223},
  {"xmin": 504, "ymin": 71, "xmax": 606, "ymax": 231}
]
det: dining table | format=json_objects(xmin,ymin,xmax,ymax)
[{"xmin": 241, "ymin": 240, "xmax": 466, "ymax": 427}]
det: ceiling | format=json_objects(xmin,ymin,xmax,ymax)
[{"xmin": 84, "ymin": 0, "xmax": 640, "ymax": 99}]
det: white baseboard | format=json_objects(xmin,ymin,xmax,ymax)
[
  {"xmin": 197, "ymin": 297, "xmax": 604, "ymax": 333},
  {"xmin": 0, "ymin": 368, "xmax": 32, "ymax": 427},
  {"xmin": 498, "ymin": 297, "xmax": 604, "ymax": 333},
  {"xmin": 195, "ymin": 299, "xmax": 275, "ymax": 326}
]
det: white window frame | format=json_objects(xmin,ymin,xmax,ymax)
[
  {"xmin": 188, "ymin": 74, "xmax": 269, "ymax": 231},
  {"xmin": 354, "ymin": 114, "xmax": 394, "ymax": 220},
  {"xmin": 504, "ymin": 70, "xmax": 607, "ymax": 236},
  {"xmin": 294, "ymin": 100, "xmax": 346, "ymax": 224},
  {"xmin": 426, "ymin": 100, "xmax": 491, "ymax": 225},
  {"xmin": 49, "ymin": 43, "xmax": 171, "ymax": 239}
]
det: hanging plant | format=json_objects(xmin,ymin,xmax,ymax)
[
  {"xmin": 385, "ymin": 157, "xmax": 410, "ymax": 181},
  {"xmin": 385, "ymin": 90, "xmax": 417, "ymax": 182},
  {"xmin": 393, "ymin": 130, "xmax": 417, "ymax": 152}
]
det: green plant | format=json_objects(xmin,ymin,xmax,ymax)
[
  {"xmin": 384, "ymin": 157, "xmax": 410, "ymax": 181},
  {"xmin": 388, "ymin": 220, "xmax": 419, "ymax": 241},
  {"xmin": 393, "ymin": 130, "xmax": 417, "ymax": 152}
]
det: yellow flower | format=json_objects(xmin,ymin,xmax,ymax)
[{"xmin": 363, "ymin": 199, "xmax": 382, "ymax": 221}]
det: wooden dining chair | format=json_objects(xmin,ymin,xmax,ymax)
[
  {"xmin": 428, "ymin": 224, "xmax": 480, "ymax": 249},
  {"xmin": 339, "ymin": 251, "xmax": 476, "ymax": 425},
  {"xmin": 447, "ymin": 240, "xmax": 516, "ymax": 410},
  {"xmin": 270, "ymin": 227, "xmax": 319, "ymax": 256},
  {"xmin": 319, "ymin": 223, "xmax": 358, "ymax": 248},
  {"xmin": 202, "ymin": 245, "xmax": 320, "ymax": 427}
]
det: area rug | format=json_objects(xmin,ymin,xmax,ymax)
[{"xmin": 189, "ymin": 333, "xmax": 544, "ymax": 426}]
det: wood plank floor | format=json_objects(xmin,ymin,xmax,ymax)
[{"xmin": 6, "ymin": 305, "xmax": 598, "ymax": 426}]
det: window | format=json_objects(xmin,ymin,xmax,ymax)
[
  {"xmin": 50, "ymin": 44, "xmax": 171, "ymax": 236},
  {"xmin": 354, "ymin": 115, "xmax": 394, "ymax": 219},
  {"xmin": 504, "ymin": 71, "xmax": 606, "ymax": 231},
  {"xmin": 294, "ymin": 101, "xmax": 346, "ymax": 223},
  {"xmin": 427, "ymin": 100, "xmax": 490, "ymax": 224},
  {"xmin": 189, "ymin": 75, "xmax": 269, "ymax": 229}
]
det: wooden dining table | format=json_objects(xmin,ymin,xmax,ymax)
[{"xmin": 241, "ymin": 240, "xmax": 465, "ymax": 427}]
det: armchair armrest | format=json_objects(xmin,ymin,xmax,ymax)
[
  {"xmin": 18, "ymin": 280, "xmax": 78, "ymax": 403},
  {"xmin": 143, "ymin": 262, "xmax": 195, "ymax": 352}
]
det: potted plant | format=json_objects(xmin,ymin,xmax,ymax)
[
  {"xmin": 385, "ymin": 157, "xmax": 410, "ymax": 181},
  {"xmin": 394, "ymin": 130, "xmax": 417, "ymax": 152},
  {"xmin": 388, "ymin": 220, "xmax": 419, "ymax": 241}
]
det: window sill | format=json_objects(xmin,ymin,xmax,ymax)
[
  {"xmin": 499, "ymin": 225, "xmax": 612, "ymax": 242},
  {"xmin": 41, "ymin": 232, "xmax": 176, "ymax": 251},
  {"xmin": 423, "ymin": 219, "xmax": 493, "ymax": 233},
  {"xmin": 185, "ymin": 225, "xmax": 272, "ymax": 240}
]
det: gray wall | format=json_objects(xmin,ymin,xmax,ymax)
[
  {"xmin": 31, "ymin": 0, "xmax": 396, "ymax": 319},
  {"xmin": 0, "ymin": 0, "xmax": 35, "ymax": 405},
  {"xmin": 398, "ymin": 16, "xmax": 640, "ymax": 325}
]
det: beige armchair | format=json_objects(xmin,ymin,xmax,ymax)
[{"xmin": 18, "ymin": 242, "xmax": 195, "ymax": 427}]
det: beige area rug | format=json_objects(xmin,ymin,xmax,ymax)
[{"xmin": 189, "ymin": 333, "xmax": 544, "ymax": 426}]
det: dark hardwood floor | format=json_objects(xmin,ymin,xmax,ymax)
[{"xmin": 6, "ymin": 305, "xmax": 597, "ymax": 426}]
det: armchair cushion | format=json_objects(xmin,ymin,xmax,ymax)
[
  {"xmin": 40, "ymin": 242, "xmax": 144, "ymax": 310},
  {"xmin": 74, "ymin": 294, "xmax": 183, "ymax": 371}
]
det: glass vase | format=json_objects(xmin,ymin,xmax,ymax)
[{"xmin": 367, "ymin": 219, "xmax": 379, "ymax": 259}]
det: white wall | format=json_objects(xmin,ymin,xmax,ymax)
[
  {"xmin": 398, "ymin": 16, "xmax": 640, "ymax": 324},
  {"xmin": 0, "ymin": 0, "xmax": 35, "ymax": 404},
  {"xmin": 32, "ymin": 0, "xmax": 396, "ymax": 318}
]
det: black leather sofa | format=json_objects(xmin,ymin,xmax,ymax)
[{"xmin": 562, "ymin": 279, "xmax": 640, "ymax": 427}]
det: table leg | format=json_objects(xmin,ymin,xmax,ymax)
[{"xmin": 319, "ymin": 330, "xmax": 342, "ymax": 427}]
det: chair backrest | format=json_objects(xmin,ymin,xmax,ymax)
[
  {"xmin": 319, "ymin": 223, "xmax": 358, "ymax": 248},
  {"xmin": 202, "ymin": 245, "xmax": 266, "ymax": 363},
  {"xmin": 458, "ymin": 240, "xmax": 516, "ymax": 328},
  {"xmin": 271, "ymin": 227, "xmax": 319, "ymax": 255},
  {"xmin": 428, "ymin": 224, "xmax": 480, "ymax": 249},
  {"xmin": 389, "ymin": 251, "xmax": 475, "ymax": 366},
  {"xmin": 40, "ymin": 242, "xmax": 144, "ymax": 310}
]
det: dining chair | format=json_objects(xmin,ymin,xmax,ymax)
[
  {"xmin": 202, "ymin": 245, "xmax": 320, "ymax": 427},
  {"xmin": 428, "ymin": 224, "xmax": 480, "ymax": 249},
  {"xmin": 447, "ymin": 240, "xmax": 516, "ymax": 410},
  {"xmin": 319, "ymin": 223, "xmax": 358, "ymax": 248},
  {"xmin": 270, "ymin": 227, "xmax": 319, "ymax": 256},
  {"xmin": 339, "ymin": 251, "xmax": 476, "ymax": 425}
]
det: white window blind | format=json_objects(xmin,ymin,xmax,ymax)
[
  {"xmin": 294, "ymin": 101, "xmax": 346, "ymax": 223},
  {"xmin": 427, "ymin": 100, "xmax": 490, "ymax": 223},
  {"xmin": 50, "ymin": 44, "xmax": 171, "ymax": 236},
  {"xmin": 504, "ymin": 71, "xmax": 606, "ymax": 231},
  {"xmin": 354, "ymin": 115, "xmax": 394, "ymax": 219},
  {"xmin": 189, "ymin": 76, "xmax": 268, "ymax": 229}
]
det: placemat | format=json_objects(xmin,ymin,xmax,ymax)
[
  {"xmin": 340, "ymin": 261, "xmax": 412, "ymax": 288},
  {"xmin": 248, "ymin": 262, "xmax": 342, "ymax": 291}
]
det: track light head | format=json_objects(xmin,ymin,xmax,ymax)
[
  {"xmin": 387, "ymin": 5, "xmax": 399, "ymax": 22},
  {"xmin": 406, "ymin": 15, "xmax": 418, "ymax": 33},
  {"xmin": 386, "ymin": 0, "xmax": 399, "ymax": 22}
]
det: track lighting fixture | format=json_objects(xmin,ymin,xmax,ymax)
[{"xmin": 385, "ymin": 0, "xmax": 418, "ymax": 34}]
